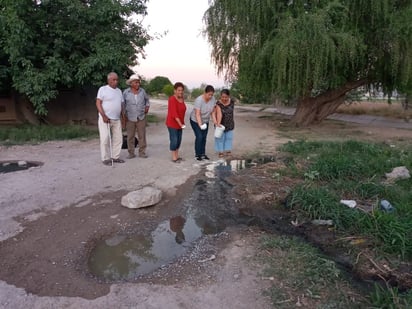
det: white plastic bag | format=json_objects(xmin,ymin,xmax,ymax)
[{"xmin": 214, "ymin": 125, "xmax": 225, "ymax": 138}]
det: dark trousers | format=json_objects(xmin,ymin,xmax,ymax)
[{"xmin": 190, "ymin": 119, "xmax": 209, "ymax": 157}]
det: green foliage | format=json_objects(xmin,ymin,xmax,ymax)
[
  {"xmin": 204, "ymin": 1, "xmax": 412, "ymax": 103},
  {"xmin": 146, "ymin": 76, "xmax": 172, "ymax": 94},
  {"xmin": 0, "ymin": 124, "xmax": 97, "ymax": 145},
  {"xmin": 162, "ymin": 84, "xmax": 174, "ymax": 97},
  {"xmin": 281, "ymin": 140, "xmax": 412, "ymax": 258},
  {"xmin": 145, "ymin": 113, "xmax": 159, "ymax": 124},
  {"xmin": 190, "ymin": 87, "xmax": 204, "ymax": 99},
  {"xmin": 370, "ymin": 283, "xmax": 412, "ymax": 309},
  {"xmin": 260, "ymin": 235, "xmax": 365, "ymax": 307},
  {"xmin": 0, "ymin": 0, "xmax": 151, "ymax": 115}
]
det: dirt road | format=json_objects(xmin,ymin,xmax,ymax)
[
  {"xmin": 1, "ymin": 100, "xmax": 411, "ymax": 308},
  {"xmin": 0, "ymin": 100, "xmax": 288, "ymax": 309}
]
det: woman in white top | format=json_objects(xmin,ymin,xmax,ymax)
[{"xmin": 189, "ymin": 85, "xmax": 217, "ymax": 161}]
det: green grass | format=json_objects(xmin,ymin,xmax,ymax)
[
  {"xmin": 0, "ymin": 124, "xmax": 98, "ymax": 145},
  {"xmin": 370, "ymin": 283, "xmax": 412, "ymax": 309},
  {"xmin": 0, "ymin": 113, "xmax": 160, "ymax": 146},
  {"xmin": 260, "ymin": 235, "xmax": 367, "ymax": 308},
  {"xmin": 280, "ymin": 140, "xmax": 412, "ymax": 259},
  {"xmin": 146, "ymin": 113, "xmax": 159, "ymax": 123}
]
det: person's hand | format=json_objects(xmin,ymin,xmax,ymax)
[
  {"xmin": 200, "ymin": 123, "xmax": 207, "ymax": 130},
  {"xmin": 181, "ymin": 125, "xmax": 186, "ymax": 129},
  {"xmin": 102, "ymin": 115, "xmax": 110, "ymax": 123}
]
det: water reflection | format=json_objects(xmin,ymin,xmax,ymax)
[
  {"xmin": 206, "ymin": 157, "xmax": 275, "ymax": 179},
  {"xmin": 88, "ymin": 214, "xmax": 204, "ymax": 280},
  {"xmin": 170, "ymin": 216, "xmax": 186, "ymax": 244},
  {"xmin": 88, "ymin": 157, "xmax": 272, "ymax": 280}
]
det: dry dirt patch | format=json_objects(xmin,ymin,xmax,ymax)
[{"xmin": 0, "ymin": 103, "xmax": 411, "ymax": 308}]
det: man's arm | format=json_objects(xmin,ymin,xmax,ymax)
[
  {"xmin": 144, "ymin": 91, "xmax": 150, "ymax": 114},
  {"xmin": 96, "ymin": 98, "xmax": 109, "ymax": 123}
]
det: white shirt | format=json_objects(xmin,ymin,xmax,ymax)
[{"xmin": 97, "ymin": 85, "xmax": 123, "ymax": 120}]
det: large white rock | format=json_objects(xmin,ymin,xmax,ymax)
[{"xmin": 121, "ymin": 186, "xmax": 162, "ymax": 209}]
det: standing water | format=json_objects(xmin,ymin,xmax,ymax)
[{"xmin": 88, "ymin": 157, "xmax": 272, "ymax": 281}]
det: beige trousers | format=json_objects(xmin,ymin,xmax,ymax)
[
  {"xmin": 126, "ymin": 118, "xmax": 147, "ymax": 155},
  {"xmin": 98, "ymin": 118, "xmax": 122, "ymax": 161}
]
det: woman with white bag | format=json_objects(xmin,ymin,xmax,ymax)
[{"xmin": 213, "ymin": 89, "xmax": 235, "ymax": 158}]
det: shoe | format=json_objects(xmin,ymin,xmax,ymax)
[
  {"xmin": 172, "ymin": 158, "xmax": 181, "ymax": 163},
  {"xmin": 127, "ymin": 154, "xmax": 136, "ymax": 159},
  {"xmin": 112, "ymin": 158, "xmax": 125, "ymax": 163},
  {"xmin": 139, "ymin": 153, "xmax": 148, "ymax": 158},
  {"xmin": 102, "ymin": 159, "xmax": 112, "ymax": 166},
  {"xmin": 202, "ymin": 155, "xmax": 210, "ymax": 160},
  {"xmin": 218, "ymin": 152, "xmax": 224, "ymax": 158},
  {"xmin": 195, "ymin": 156, "xmax": 203, "ymax": 161}
]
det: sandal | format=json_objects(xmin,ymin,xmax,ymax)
[
  {"xmin": 218, "ymin": 152, "xmax": 225, "ymax": 158},
  {"xmin": 172, "ymin": 158, "xmax": 181, "ymax": 163}
]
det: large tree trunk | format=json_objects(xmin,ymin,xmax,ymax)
[{"xmin": 291, "ymin": 79, "xmax": 368, "ymax": 126}]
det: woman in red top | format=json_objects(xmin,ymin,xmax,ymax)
[{"xmin": 166, "ymin": 82, "xmax": 187, "ymax": 162}]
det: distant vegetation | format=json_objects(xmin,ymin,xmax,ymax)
[{"xmin": 0, "ymin": 125, "xmax": 97, "ymax": 145}]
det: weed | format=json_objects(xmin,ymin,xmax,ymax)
[
  {"xmin": 304, "ymin": 170, "xmax": 319, "ymax": 180},
  {"xmin": 281, "ymin": 140, "xmax": 412, "ymax": 259},
  {"xmin": 145, "ymin": 113, "xmax": 159, "ymax": 123},
  {"xmin": 260, "ymin": 235, "xmax": 367, "ymax": 308},
  {"xmin": 0, "ymin": 124, "xmax": 98, "ymax": 145},
  {"xmin": 370, "ymin": 283, "xmax": 412, "ymax": 309}
]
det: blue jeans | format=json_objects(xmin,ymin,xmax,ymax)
[
  {"xmin": 215, "ymin": 129, "xmax": 234, "ymax": 152},
  {"xmin": 190, "ymin": 119, "xmax": 209, "ymax": 157},
  {"xmin": 168, "ymin": 127, "xmax": 183, "ymax": 151}
]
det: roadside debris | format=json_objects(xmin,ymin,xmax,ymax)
[
  {"xmin": 198, "ymin": 254, "xmax": 216, "ymax": 263},
  {"xmin": 380, "ymin": 199, "xmax": 395, "ymax": 213},
  {"xmin": 385, "ymin": 166, "xmax": 410, "ymax": 182},
  {"xmin": 311, "ymin": 219, "xmax": 333, "ymax": 226},
  {"xmin": 340, "ymin": 199, "xmax": 357, "ymax": 208}
]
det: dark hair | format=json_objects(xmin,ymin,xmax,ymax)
[
  {"xmin": 174, "ymin": 82, "xmax": 184, "ymax": 90},
  {"xmin": 204, "ymin": 85, "xmax": 215, "ymax": 93},
  {"xmin": 220, "ymin": 89, "xmax": 230, "ymax": 96}
]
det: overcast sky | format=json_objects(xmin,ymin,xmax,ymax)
[{"xmin": 134, "ymin": 0, "xmax": 226, "ymax": 89}]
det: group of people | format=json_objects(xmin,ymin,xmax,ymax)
[
  {"xmin": 96, "ymin": 72, "xmax": 235, "ymax": 165},
  {"xmin": 96, "ymin": 72, "xmax": 150, "ymax": 165}
]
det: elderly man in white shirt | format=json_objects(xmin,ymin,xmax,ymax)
[{"xmin": 96, "ymin": 72, "xmax": 125, "ymax": 165}]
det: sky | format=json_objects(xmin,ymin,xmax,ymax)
[{"xmin": 134, "ymin": 0, "xmax": 227, "ymax": 89}]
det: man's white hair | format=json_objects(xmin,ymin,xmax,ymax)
[{"xmin": 107, "ymin": 72, "xmax": 118, "ymax": 80}]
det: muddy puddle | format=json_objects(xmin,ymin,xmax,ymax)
[
  {"xmin": 87, "ymin": 158, "xmax": 272, "ymax": 281},
  {"xmin": 0, "ymin": 160, "xmax": 43, "ymax": 173}
]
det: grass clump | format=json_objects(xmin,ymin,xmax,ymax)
[
  {"xmin": 280, "ymin": 140, "xmax": 412, "ymax": 259},
  {"xmin": 0, "ymin": 124, "xmax": 98, "ymax": 145},
  {"xmin": 260, "ymin": 235, "xmax": 367, "ymax": 308},
  {"xmin": 370, "ymin": 283, "xmax": 412, "ymax": 309}
]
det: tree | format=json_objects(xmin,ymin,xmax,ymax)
[
  {"xmin": 0, "ymin": 0, "xmax": 151, "ymax": 116},
  {"xmin": 162, "ymin": 84, "xmax": 174, "ymax": 97},
  {"xmin": 204, "ymin": 0, "xmax": 412, "ymax": 125},
  {"xmin": 190, "ymin": 85, "xmax": 206, "ymax": 99},
  {"xmin": 146, "ymin": 76, "xmax": 172, "ymax": 94}
]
